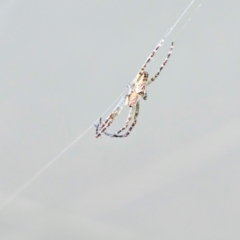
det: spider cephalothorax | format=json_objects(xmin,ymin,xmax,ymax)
[{"xmin": 95, "ymin": 40, "xmax": 174, "ymax": 138}]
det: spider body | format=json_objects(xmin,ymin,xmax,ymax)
[
  {"xmin": 95, "ymin": 40, "xmax": 174, "ymax": 138},
  {"xmin": 127, "ymin": 71, "xmax": 148, "ymax": 107}
]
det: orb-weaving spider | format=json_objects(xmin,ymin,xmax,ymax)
[{"xmin": 95, "ymin": 39, "xmax": 174, "ymax": 138}]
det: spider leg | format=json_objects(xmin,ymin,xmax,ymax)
[
  {"xmin": 139, "ymin": 37, "xmax": 166, "ymax": 76},
  {"xmin": 103, "ymin": 105, "xmax": 135, "ymax": 137},
  {"xmin": 147, "ymin": 42, "xmax": 174, "ymax": 86},
  {"xmin": 115, "ymin": 106, "xmax": 135, "ymax": 134},
  {"xmin": 94, "ymin": 118, "xmax": 102, "ymax": 135},
  {"xmin": 95, "ymin": 95, "xmax": 126, "ymax": 138},
  {"xmin": 143, "ymin": 92, "xmax": 147, "ymax": 100},
  {"xmin": 105, "ymin": 101, "xmax": 140, "ymax": 138}
]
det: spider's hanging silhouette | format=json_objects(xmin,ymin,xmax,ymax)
[{"xmin": 95, "ymin": 38, "xmax": 174, "ymax": 138}]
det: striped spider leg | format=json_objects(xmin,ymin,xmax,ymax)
[
  {"xmin": 147, "ymin": 42, "xmax": 174, "ymax": 86},
  {"xmin": 95, "ymin": 95, "xmax": 127, "ymax": 138},
  {"xmin": 95, "ymin": 39, "xmax": 174, "ymax": 138},
  {"xmin": 104, "ymin": 102, "xmax": 140, "ymax": 138},
  {"xmin": 138, "ymin": 37, "xmax": 166, "ymax": 78}
]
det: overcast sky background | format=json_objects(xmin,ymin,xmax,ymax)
[{"xmin": 0, "ymin": 0, "xmax": 240, "ymax": 239}]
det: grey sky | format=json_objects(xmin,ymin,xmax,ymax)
[{"xmin": 0, "ymin": 0, "xmax": 240, "ymax": 239}]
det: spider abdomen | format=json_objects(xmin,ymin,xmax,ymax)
[{"xmin": 128, "ymin": 92, "xmax": 141, "ymax": 107}]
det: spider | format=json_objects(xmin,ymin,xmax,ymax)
[{"xmin": 95, "ymin": 39, "xmax": 174, "ymax": 138}]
